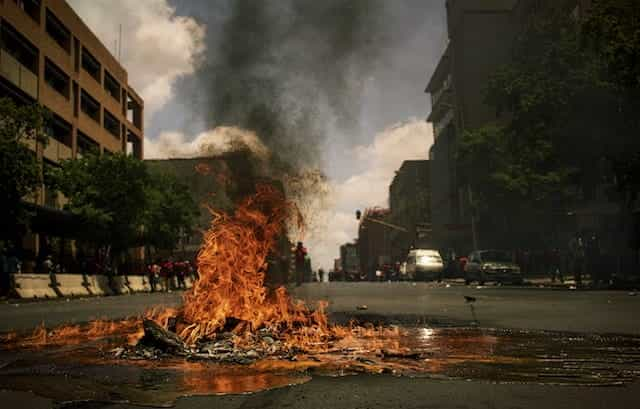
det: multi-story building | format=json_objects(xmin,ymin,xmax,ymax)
[
  {"xmin": 1, "ymin": 0, "xmax": 144, "ymax": 163},
  {"xmin": 388, "ymin": 160, "xmax": 431, "ymax": 261},
  {"xmin": 339, "ymin": 242, "xmax": 360, "ymax": 279},
  {"xmin": 1, "ymin": 0, "xmax": 144, "ymax": 262},
  {"xmin": 426, "ymin": 0, "xmax": 522, "ymax": 254},
  {"xmin": 426, "ymin": 0, "xmax": 613, "ymax": 258}
]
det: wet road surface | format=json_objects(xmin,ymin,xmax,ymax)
[{"xmin": 2, "ymin": 282, "xmax": 640, "ymax": 408}]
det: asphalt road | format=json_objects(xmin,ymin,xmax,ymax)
[
  {"xmin": 2, "ymin": 282, "xmax": 640, "ymax": 408},
  {"xmin": 2, "ymin": 282, "xmax": 639, "ymax": 334}
]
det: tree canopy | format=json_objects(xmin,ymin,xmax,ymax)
[
  {"xmin": 144, "ymin": 171, "xmax": 199, "ymax": 252},
  {"xmin": 458, "ymin": 1, "xmax": 639, "ymax": 230},
  {"xmin": 51, "ymin": 153, "xmax": 150, "ymax": 253},
  {"xmin": 0, "ymin": 97, "xmax": 48, "ymax": 238},
  {"xmin": 51, "ymin": 152, "xmax": 199, "ymax": 257}
]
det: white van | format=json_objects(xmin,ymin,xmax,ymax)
[{"xmin": 405, "ymin": 249, "xmax": 444, "ymax": 281}]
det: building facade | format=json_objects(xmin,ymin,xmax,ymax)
[
  {"xmin": 357, "ymin": 207, "xmax": 391, "ymax": 281},
  {"xmin": 339, "ymin": 242, "xmax": 360, "ymax": 280},
  {"xmin": 426, "ymin": 0, "xmax": 619, "ymax": 266},
  {"xmin": 1, "ymin": 0, "xmax": 144, "ymax": 265},
  {"xmin": 388, "ymin": 160, "xmax": 431, "ymax": 262},
  {"xmin": 426, "ymin": 0, "xmax": 522, "ymax": 255},
  {"xmin": 1, "ymin": 0, "xmax": 144, "ymax": 166}
]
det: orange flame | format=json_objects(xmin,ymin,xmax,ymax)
[{"xmin": 180, "ymin": 184, "xmax": 334, "ymax": 348}]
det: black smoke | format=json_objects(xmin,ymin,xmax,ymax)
[{"xmin": 172, "ymin": 0, "xmax": 389, "ymax": 171}]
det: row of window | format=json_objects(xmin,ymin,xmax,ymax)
[
  {"xmin": 3, "ymin": 6, "xmax": 143, "ymax": 127},
  {"xmin": 45, "ymin": 111, "xmax": 132, "ymax": 159}
]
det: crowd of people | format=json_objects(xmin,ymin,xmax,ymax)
[{"xmin": 146, "ymin": 259, "xmax": 196, "ymax": 292}]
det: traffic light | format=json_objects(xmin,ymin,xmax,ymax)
[{"xmin": 356, "ymin": 210, "xmax": 362, "ymax": 220}]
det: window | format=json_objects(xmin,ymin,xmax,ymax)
[
  {"xmin": 80, "ymin": 89, "xmax": 100, "ymax": 122},
  {"xmin": 81, "ymin": 47, "xmax": 101, "ymax": 82},
  {"xmin": 0, "ymin": 21, "xmax": 39, "ymax": 73},
  {"xmin": 126, "ymin": 93, "xmax": 142, "ymax": 129},
  {"xmin": 45, "ymin": 114, "xmax": 72, "ymax": 146},
  {"xmin": 76, "ymin": 131, "xmax": 99, "ymax": 156},
  {"xmin": 14, "ymin": 0, "xmax": 41, "ymax": 23},
  {"xmin": 103, "ymin": 70, "xmax": 120, "ymax": 102},
  {"xmin": 45, "ymin": 9, "xmax": 70, "ymax": 53},
  {"xmin": 44, "ymin": 58, "xmax": 69, "ymax": 99},
  {"xmin": 127, "ymin": 129, "xmax": 142, "ymax": 159},
  {"xmin": 73, "ymin": 82, "xmax": 79, "ymax": 116},
  {"xmin": 73, "ymin": 37, "xmax": 80, "ymax": 72},
  {"xmin": 103, "ymin": 108, "xmax": 120, "ymax": 138}
]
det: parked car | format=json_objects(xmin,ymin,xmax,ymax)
[
  {"xmin": 406, "ymin": 249, "xmax": 444, "ymax": 281},
  {"xmin": 464, "ymin": 250, "xmax": 523, "ymax": 285}
]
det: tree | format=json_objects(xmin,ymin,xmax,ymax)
[
  {"xmin": 457, "ymin": 6, "xmax": 592, "ymax": 245},
  {"xmin": 51, "ymin": 153, "xmax": 150, "ymax": 259},
  {"xmin": 459, "ymin": 1, "xmax": 640, "ymax": 251},
  {"xmin": 0, "ymin": 98, "xmax": 48, "ymax": 239},
  {"xmin": 144, "ymin": 171, "xmax": 199, "ymax": 253},
  {"xmin": 583, "ymin": 0, "xmax": 640, "ymax": 204}
]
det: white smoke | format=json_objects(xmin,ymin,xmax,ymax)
[{"xmin": 144, "ymin": 126, "xmax": 270, "ymax": 160}]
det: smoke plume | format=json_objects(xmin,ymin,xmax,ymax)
[{"xmin": 180, "ymin": 0, "xmax": 389, "ymax": 170}]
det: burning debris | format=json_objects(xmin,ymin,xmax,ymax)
[{"xmin": 101, "ymin": 184, "xmax": 348, "ymax": 364}]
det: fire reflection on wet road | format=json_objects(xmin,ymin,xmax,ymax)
[{"xmin": 1, "ymin": 326, "xmax": 640, "ymax": 407}]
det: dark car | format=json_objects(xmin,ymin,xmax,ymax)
[{"xmin": 464, "ymin": 250, "xmax": 523, "ymax": 285}]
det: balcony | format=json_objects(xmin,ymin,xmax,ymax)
[
  {"xmin": 0, "ymin": 48, "xmax": 38, "ymax": 99},
  {"xmin": 43, "ymin": 138, "xmax": 73, "ymax": 163},
  {"xmin": 431, "ymin": 74, "xmax": 452, "ymax": 108}
]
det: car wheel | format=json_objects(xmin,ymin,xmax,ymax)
[
  {"xmin": 479, "ymin": 281, "xmax": 485, "ymax": 286},
  {"xmin": 464, "ymin": 279, "xmax": 471, "ymax": 285}
]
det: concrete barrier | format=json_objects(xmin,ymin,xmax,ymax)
[
  {"xmin": 126, "ymin": 275, "xmax": 151, "ymax": 293},
  {"xmin": 11, "ymin": 273, "xmax": 197, "ymax": 299},
  {"xmin": 54, "ymin": 274, "xmax": 92, "ymax": 297},
  {"xmin": 85, "ymin": 275, "xmax": 114, "ymax": 296},
  {"xmin": 110, "ymin": 276, "xmax": 130, "ymax": 295},
  {"xmin": 12, "ymin": 273, "xmax": 58, "ymax": 299}
]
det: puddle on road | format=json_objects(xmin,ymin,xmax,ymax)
[{"xmin": 1, "ymin": 327, "xmax": 640, "ymax": 407}]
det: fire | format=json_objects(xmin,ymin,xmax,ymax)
[
  {"xmin": 179, "ymin": 184, "xmax": 335, "ymax": 348},
  {"xmin": 2, "ymin": 184, "xmax": 343, "ymax": 353}
]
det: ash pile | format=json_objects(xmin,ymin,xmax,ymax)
[{"xmin": 111, "ymin": 318, "xmax": 298, "ymax": 364}]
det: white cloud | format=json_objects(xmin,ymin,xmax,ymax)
[
  {"xmin": 306, "ymin": 119, "xmax": 433, "ymax": 270},
  {"xmin": 68, "ymin": 0, "xmax": 204, "ymax": 124}
]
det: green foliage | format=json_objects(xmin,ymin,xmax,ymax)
[
  {"xmin": 583, "ymin": 0, "xmax": 640, "ymax": 93},
  {"xmin": 52, "ymin": 152, "xmax": 199, "ymax": 254},
  {"xmin": 52, "ymin": 153, "xmax": 150, "ymax": 251},
  {"xmin": 458, "ymin": 3, "xmax": 637, "ymax": 217},
  {"xmin": 0, "ymin": 98, "xmax": 48, "ymax": 236},
  {"xmin": 144, "ymin": 171, "xmax": 199, "ymax": 251},
  {"xmin": 583, "ymin": 0, "xmax": 640, "ymax": 198}
]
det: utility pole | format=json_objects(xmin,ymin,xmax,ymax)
[{"xmin": 467, "ymin": 184, "xmax": 478, "ymax": 251}]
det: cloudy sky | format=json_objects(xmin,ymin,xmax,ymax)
[{"xmin": 68, "ymin": 0, "xmax": 448, "ymax": 270}]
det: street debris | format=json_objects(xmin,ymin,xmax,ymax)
[{"xmin": 356, "ymin": 305, "xmax": 369, "ymax": 310}]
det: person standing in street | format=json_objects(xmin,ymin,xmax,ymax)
[
  {"xmin": 568, "ymin": 233, "xmax": 585, "ymax": 286},
  {"xmin": 295, "ymin": 242, "xmax": 307, "ymax": 286}
]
